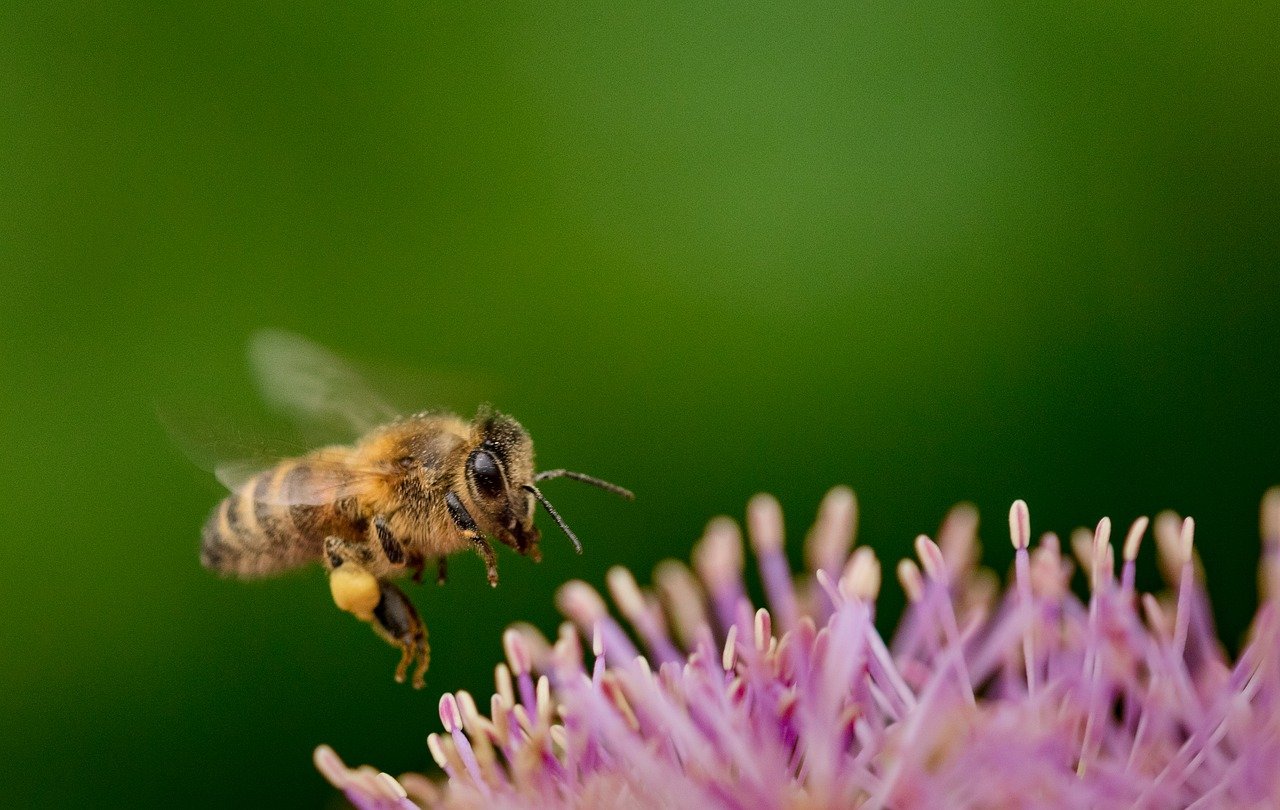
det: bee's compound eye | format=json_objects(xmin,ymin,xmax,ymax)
[{"xmin": 469, "ymin": 450, "xmax": 503, "ymax": 498}]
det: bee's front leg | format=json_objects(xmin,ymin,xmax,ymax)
[
  {"xmin": 445, "ymin": 492, "xmax": 498, "ymax": 587},
  {"xmin": 323, "ymin": 536, "xmax": 430, "ymax": 689}
]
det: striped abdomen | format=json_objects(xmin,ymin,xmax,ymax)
[{"xmin": 200, "ymin": 456, "xmax": 359, "ymax": 579}]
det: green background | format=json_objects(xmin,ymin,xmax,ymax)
[{"xmin": 3, "ymin": 2, "xmax": 1278, "ymax": 807}]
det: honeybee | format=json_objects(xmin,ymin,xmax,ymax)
[{"xmin": 194, "ymin": 330, "xmax": 632, "ymax": 688}]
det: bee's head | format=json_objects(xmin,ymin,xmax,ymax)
[
  {"xmin": 464, "ymin": 404, "xmax": 634, "ymax": 559},
  {"xmin": 465, "ymin": 406, "xmax": 541, "ymax": 558}
]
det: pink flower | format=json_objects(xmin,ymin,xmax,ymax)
[{"xmin": 318, "ymin": 488, "xmax": 1280, "ymax": 809}]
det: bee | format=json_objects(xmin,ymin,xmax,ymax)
[{"xmin": 194, "ymin": 331, "xmax": 632, "ymax": 688}]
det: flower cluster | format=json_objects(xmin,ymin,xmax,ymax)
[{"xmin": 317, "ymin": 488, "xmax": 1280, "ymax": 808}]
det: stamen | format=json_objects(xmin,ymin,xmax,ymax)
[
  {"xmin": 556, "ymin": 580, "xmax": 607, "ymax": 626},
  {"xmin": 494, "ymin": 663, "xmax": 514, "ymax": 708},
  {"xmin": 693, "ymin": 517, "xmax": 747, "ymax": 633},
  {"xmin": 914, "ymin": 535, "xmax": 946, "ymax": 582},
  {"xmin": 501, "ymin": 628, "xmax": 537, "ymax": 713},
  {"xmin": 815, "ymin": 568, "xmax": 843, "ymax": 608},
  {"xmin": 1262, "ymin": 487, "xmax": 1280, "ymax": 545},
  {"xmin": 440, "ymin": 693, "xmax": 489, "ymax": 793},
  {"xmin": 722, "ymin": 624, "xmax": 739, "ymax": 672},
  {"xmin": 1122, "ymin": 516, "xmax": 1150, "ymax": 594},
  {"xmin": 693, "ymin": 518, "xmax": 744, "ymax": 587},
  {"xmin": 654, "ymin": 560, "xmax": 709, "ymax": 649},
  {"xmin": 607, "ymin": 566, "xmax": 681, "ymax": 664},
  {"xmin": 1154, "ymin": 510, "xmax": 1185, "ymax": 586},
  {"xmin": 1179, "ymin": 516, "xmax": 1196, "ymax": 567},
  {"xmin": 313, "ymin": 745, "xmax": 351, "ymax": 790},
  {"xmin": 455, "ymin": 690, "xmax": 498, "ymax": 770},
  {"xmin": 426, "ymin": 733, "xmax": 451, "ymax": 772},
  {"xmin": 748, "ymin": 493, "xmax": 800, "ymax": 632},
  {"xmin": 1030, "ymin": 534, "xmax": 1068, "ymax": 600},
  {"xmin": 1262, "ymin": 488, "xmax": 1280, "ymax": 601},
  {"xmin": 438, "ymin": 692, "xmax": 463, "ymax": 733},
  {"xmin": 503, "ymin": 628, "xmax": 531, "ymax": 677},
  {"xmin": 536, "ymin": 675, "xmax": 554, "ymax": 726},
  {"xmin": 600, "ymin": 675, "xmax": 639, "ymax": 730},
  {"xmin": 510, "ymin": 623, "xmax": 553, "ymax": 670},
  {"xmin": 937, "ymin": 501, "xmax": 980, "ymax": 572},
  {"xmin": 805, "ymin": 486, "xmax": 857, "ymax": 578},
  {"xmin": 1173, "ymin": 517, "xmax": 1196, "ymax": 658},
  {"xmin": 1141, "ymin": 593, "xmax": 1171, "ymax": 640},
  {"xmin": 1010, "ymin": 500, "xmax": 1037, "ymax": 697},
  {"xmin": 1091, "ymin": 517, "xmax": 1113, "ymax": 592},
  {"xmin": 754, "ymin": 608, "xmax": 772, "ymax": 652},
  {"xmin": 841, "ymin": 547, "xmax": 881, "ymax": 602},
  {"xmin": 1124, "ymin": 516, "xmax": 1150, "ymax": 563},
  {"xmin": 489, "ymin": 693, "xmax": 511, "ymax": 744},
  {"xmin": 897, "ymin": 559, "xmax": 924, "ymax": 603},
  {"xmin": 557, "ymin": 580, "xmax": 639, "ymax": 666},
  {"xmin": 549, "ymin": 724, "xmax": 568, "ymax": 753},
  {"xmin": 916, "ymin": 534, "xmax": 974, "ymax": 705},
  {"xmin": 1065, "ymin": 528, "xmax": 1089, "ymax": 574},
  {"xmin": 397, "ymin": 773, "xmax": 441, "ymax": 807},
  {"xmin": 374, "ymin": 773, "xmax": 408, "ymax": 800},
  {"xmin": 1009, "ymin": 499, "xmax": 1031, "ymax": 551}
]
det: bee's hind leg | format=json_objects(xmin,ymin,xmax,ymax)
[
  {"xmin": 370, "ymin": 580, "xmax": 430, "ymax": 690},
  {"xmin": 323, "ymin": 536, "xmax": 429, "ymax": 689},
  {"xmin": 324, "ymin": 536, "xmax": 380, "ymax": 619}
]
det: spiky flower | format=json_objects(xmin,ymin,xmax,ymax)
[{"xmin": 317, "ymin": 488, "xmax": 1280, "ymax": 809}]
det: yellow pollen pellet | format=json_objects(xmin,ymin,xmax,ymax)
[{"xmin": 330, "ymin": 568, "xmax": 380, "ymax": 621}]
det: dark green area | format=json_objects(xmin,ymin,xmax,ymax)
[{"xmin": 3, "ymin": 2, "xmax": 1278, "ymax": 806}]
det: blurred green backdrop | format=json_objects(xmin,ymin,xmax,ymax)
[{"xmin": 3, "ymin": 2, "xmax": 1279, "ymax": 807}]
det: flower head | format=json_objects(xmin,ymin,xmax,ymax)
[{"xmin": 319, "ymin": 487, "xmax": 1280, "ymax": 809}]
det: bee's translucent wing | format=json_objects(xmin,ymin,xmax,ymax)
[
  {"xmin": 217, "ymin": 453, "xmax": 388, "ymax": 506},
  {"xmin": 248, "ymin": 329, "xmax": 401, "ymax": 438},
  {"xmin": 165, "ymin": 417, "xmax": 387, "ymax": 506},
  {"xmin": 165, "ymin": 330, "xmax": 496, "ymax": 503},
  {"xmin": 159, "ymin": 404, "xmax": 306, "ymax": 489},
  {"xmin": 212, "ymin": 458, "xmax": 274, "ymax": 493}
]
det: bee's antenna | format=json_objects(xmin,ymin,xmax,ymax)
[
  {"xmin": 523, "ymin": 485, "xmax": 583, "ymax": 554},
  {"xmin": 534, "ymin": 469, "xmax": 635, "ymax": 501}
]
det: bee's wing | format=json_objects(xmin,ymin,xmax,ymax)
[
  {"xmin": 213, "ymin": 458, "xmax": 271, "ymax": 492},
  {"xmin": 161, "ymin": 406, "xmax": 387, "ymax": 505},
  {"xmin": 165, "ymin": 330, "xmax": 495, "ymax": 500},
  {"xmin": 159, "ymin": 404, "xmax": 306, "ymax": 486},
  {"xmin": 218, "ymin": 454, "xmax": 389, "ymax": 506},
  {"xmin": 248, "ymin": 329, "xmax": 401, "ymax": 438}
]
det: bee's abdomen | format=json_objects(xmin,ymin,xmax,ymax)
[{"xmin": 200, "ymin": 463, "xmax": 325, "ymax": 578}]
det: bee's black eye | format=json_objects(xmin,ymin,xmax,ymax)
[{"xmin": 469, "ymin": 450, "xmax": 504, "ymax": 498}]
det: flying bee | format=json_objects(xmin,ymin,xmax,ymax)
[{"xmin": 191, "ymin": 330, "xmax": 632, "ymax": 689}]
